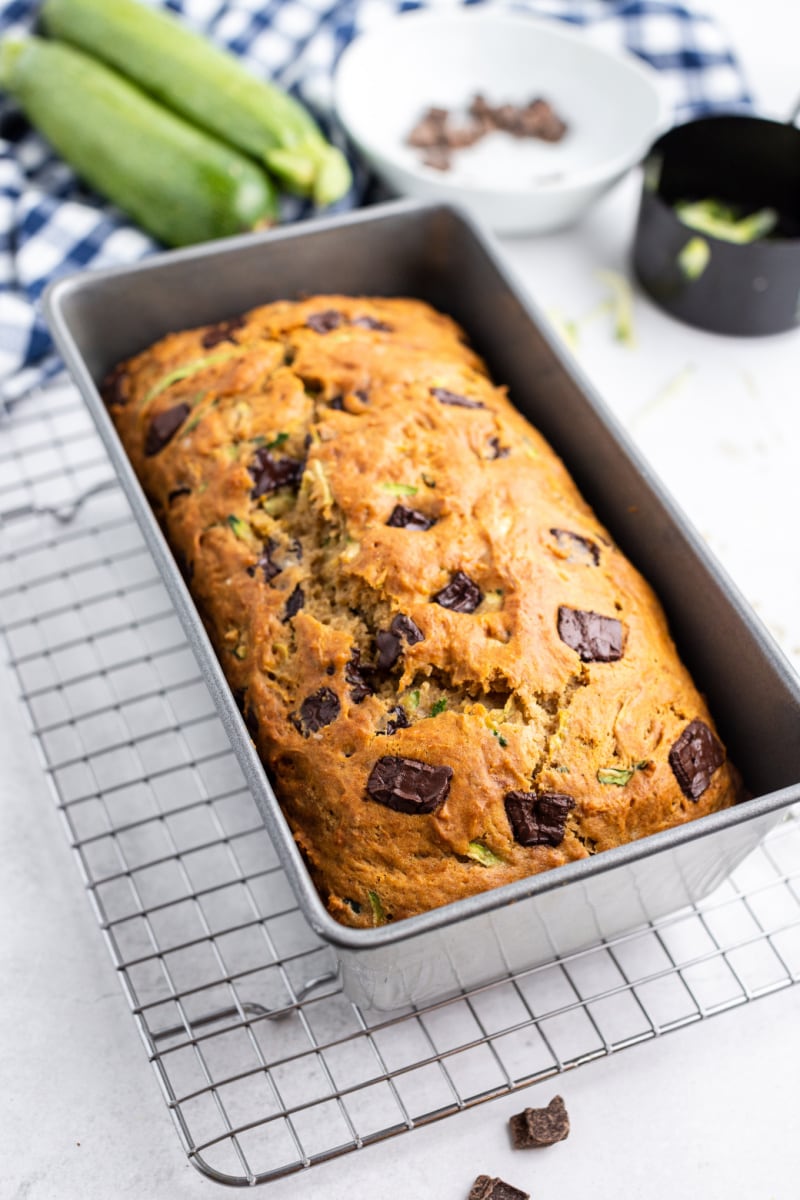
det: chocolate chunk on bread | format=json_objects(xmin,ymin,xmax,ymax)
[{"xmin": 104, "ymin": 295, "xmax": 738, "ymax": 927}]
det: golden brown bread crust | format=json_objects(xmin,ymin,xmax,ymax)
[{"xmin": 104, "ymin": 295, "xmax": 737, "ymax": 927}]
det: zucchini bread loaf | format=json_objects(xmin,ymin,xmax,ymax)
[{"xmin": 104, "ymin": 295, "xmax": 737, "ymax": 927}]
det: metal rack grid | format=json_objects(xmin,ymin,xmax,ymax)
[{"xmin": 2, "ymin": 379, "xmax": 800, "ymax": 1188}]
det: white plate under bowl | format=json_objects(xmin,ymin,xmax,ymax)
[{"xmin": 334, "ymin": 8, "xmax": 668, "ymax": 234}]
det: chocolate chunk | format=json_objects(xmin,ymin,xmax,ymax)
[
  {"xmin": 469, "ymin": 1176, "xmax": 529, "ymax": 1200},
  {"xmin": 282, "ymin": 584, "xmax": 304, "ymax": 623},
  {"xmin": 346, "ymin": 648, "xmax": 376, "ymax": 702},
  {"xmin": 100, "ymin": 362, "xmax": 128, "ymax": 407},
  {"xmin": 375, "ymin": 630, "xmax": 402, "ymax": 670},
  {"xmin": 144, "ymin": 403, "xmax": 191, "ymax": 456},
  {"xmin": 306, "ymin": 310, "xmax": 343, "ymax": 334},
  {"xmin": 488, "ymin": 436, "xmax": 510, "ymax": 459},
  {"xmin": 504, "ymin": 791, "xmax": 575, "ymax": 847},
  {"xmin": 557, "ymin": 606, "xmax": 624, "ymax": 662},
  {"xmin": 390, "ymin": 613, "xmax": 424, "ymax": 646},
  {"xmin": 433, "ymin": 571, "xmax": 483, "ymax": 613},
  {"xmin": 174, "ymin": 549, "xmax": 194, "ymax": 584},
  {"xmin": 244, "ymin": 704, "xmax": 260, "ymax": 739},
  {"xmin": 366, "ymin": 755, "xmax": 453, "ymax": 814},
  {"xmin": 201, "ymin": 314, "xmax": 246, "ymax": 349},
  {"xmin": 422, "ymin": 145, "xmax": 451, "ymax": 171},
  {"xmin": 521, "ymin": 97, "xmax": 567, "ymax": 142},
  {"xmin": 509, "ymin": 1095, "xmax": 570, "ymax": 1148},
  {"xmin": 551, "ymin": 528, "xmax": 600, "ymax": 566},
  {"xmin": 167, "ymin": 486, "xmax": 192, "ymax": 504},
  {"xmin": 328, "ymin": 394, "xmax": 345, "ymax": 410},
  {"xmin": 247, "ymin": 538, "xmax": 281, "ymax": 582},
  {"xmin": 669, "ymin": 718, "xmax": 725, "ymax": 801},
  {"xmin": 431, "ymin": 386, "xmax": 485, "ymax": 409},
  {"xmin": 249, "ymin": 447, "xmax": 304, "ymax": 498},
  {"xmin": 407, "ymin": 106, "xmax": 449, "ymax": 148},
  {"xmin": 354, "ymin": 388, "xmax": 370, "ymax": 404},
  {"xmin": 292, "ymin": 687, "xmax": 340, "ymax": 736},
  {"xmin": 353, "ymin": 315, "xmax": 393, "ymax": 332},
  {"xmin": 382, "ymin": 705, "xmax": 410, "ymax": 736},
  {"xmin": 386, "ymin": 504, "xmax": 436, "ymax": 531}
]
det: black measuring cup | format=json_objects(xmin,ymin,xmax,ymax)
[{"xmin": 633, "ymin": 104, "xmax": 800, "ymax": 336}]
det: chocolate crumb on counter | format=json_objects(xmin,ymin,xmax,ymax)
[
  {"xmin": 509, "ymin": 1095, "xmax": 570, "ymax": 1148},
  {"xmin": 669, "ymin": 718, "xmax": 725, "ymax": 801},
  {"xmin": 469, "ymin": 1175, "xmax": 530, "ymax": 1200}
]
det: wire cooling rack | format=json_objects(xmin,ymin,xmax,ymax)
[{"xmin": 2, "ymin": 379, "xmax": 800, "ymax": 1187}]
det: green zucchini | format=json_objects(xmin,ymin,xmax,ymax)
[
  {"xmin": 0, "ymin": 37, "xmax": 278, "ymax": 247},
  {"xmin": 42, "ymin": 0, "xmax": 352, "ymax": 206}
]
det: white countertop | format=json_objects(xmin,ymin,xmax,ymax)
[{"xmin": 3, "ymin": 3, "xmax": 800, "ymax": 1197}]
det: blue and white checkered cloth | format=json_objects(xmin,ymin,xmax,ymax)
[{"xmin": 0, "ymin": 0, "xmax": 751, "ymax": 398}]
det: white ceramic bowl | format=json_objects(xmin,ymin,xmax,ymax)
[{"xmin": 334, "ymin": 9, "xmax": 668, "ymax": 234}]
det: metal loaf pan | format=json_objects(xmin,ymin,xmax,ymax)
[{"xmin": 45, "ymin": 200, "xmax": 800, "ymax": 1011}]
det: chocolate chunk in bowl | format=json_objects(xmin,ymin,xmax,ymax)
[{"xmin": 509, "ymin": 1095, "xmax": 570, "ymax": 1148}]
